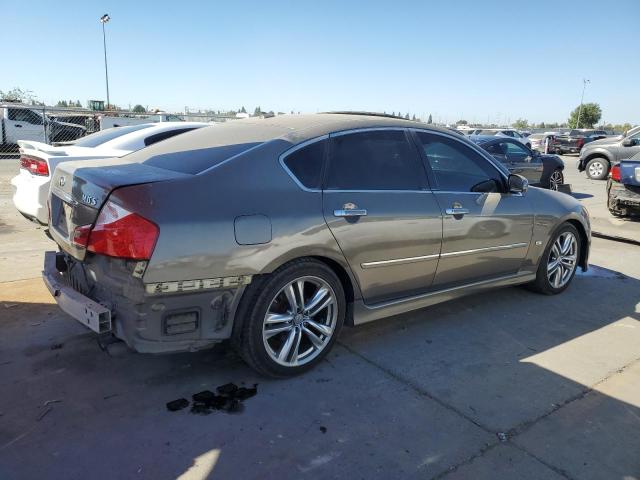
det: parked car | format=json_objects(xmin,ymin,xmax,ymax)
[
  {"xmin": 11, "ymin": 122, "xmax": 207, "ymax": 224},
  {"xmin": 465, "ymin": 128, "xmax": 531, "ymax": 148},
  {"xmin": 578, "ymin": 126, "xmax": 640, "ymax": 179},
  {"xmin": 552, "ymin": 129, "xmax": 610, "ymax": 155},
  {"xmin": 607, "ymin": 159, "xmax": 640, "ymax": 216},
  {"xmin": 1, "ymin": 104, "xmax": 86, "ymax": 149},
  {"xmin": 42, "ymin": 113, "xmax": 590, "ymax": 377},
  {"xmin": 528, "ymin": 132, "xmax": 560, "ymax": 153},
  {"xmin": 470, "ymin": 136, "xmax": 565, "ymax": 190}
]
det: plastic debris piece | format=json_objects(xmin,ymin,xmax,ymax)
[{"xmin": 166, "ymin": 398, "xmax": 189, "ymax": 412}]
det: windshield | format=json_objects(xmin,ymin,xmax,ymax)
[{"xmin": 73, "ymin": 124, "xmax": 155, "ymax": 148}]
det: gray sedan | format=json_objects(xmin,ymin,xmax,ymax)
[{"xmin": 43, "ymin": 113, "xmax": 591, "ymax": 377}]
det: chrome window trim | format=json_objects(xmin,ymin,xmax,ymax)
[
  {"xmin": 440, "ymin": 242, "xmax": 529, "ymax": 258},
  {"xmin": 408, "ymin": 127, "xmax": 511, "ymax": 185},
  {"xmin": 329, "ymin": 126, "xmax": 409, "ymax": 137},
  {"xmin": 278, "ymin": 134, "xmax": 329, "ymax": 193},
  {"xmin": 361, "ymin": 253, "xmax": 439, "ymax": 269},
  {"xmin": 323, "ymin": 189, "xmax": 430, "ymax": 194}
]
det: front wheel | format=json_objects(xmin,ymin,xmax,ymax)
[
  {"xmin": 528, "ymin": 224, "xmax": 581, "ymax": 295},
  {"xmin": 236, "ymin": 259, "xmax": 345, "ymax": 377},
  {"xmin": 548, "ymin": 168, "xmax": 564, "ymax": 191},
  {"xmin": 586, "ymin": 158, "xmax": 609, "ymax": 180}
]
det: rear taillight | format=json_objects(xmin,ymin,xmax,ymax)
[
  {"xmin": 576, "ymin": 138, "xmax": 585, "ymax": 149},
  {"xmin": 82, "ymin": 200, "xmax": 159, "ymax": 260},
  {"xmin": 610, "ymin": 164, "xmax": 621, "ymax": 182},
  {"xmin": 20, "ymin": 155, "xmax": 49, "ymax": 176}
]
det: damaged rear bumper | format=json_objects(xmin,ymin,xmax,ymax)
[
  {"xmin": 42, "ymin": 251, "xmax": 249, "ymax": 354},
  {"xmin": 608, "ymin": 182, "xmax": 640, "ymax": 215}
]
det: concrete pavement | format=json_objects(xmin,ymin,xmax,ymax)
[
  {"xmin": 1, "ymin": 156, "xmax": 640, "ymax": 479},
  {"xmin": 561, "ymin": 154, "xmax": 640, "ymax": 244}
]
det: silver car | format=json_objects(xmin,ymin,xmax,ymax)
[{"xmin": 43, "ymin": 113, "xmax": 591, "ymax": 377}]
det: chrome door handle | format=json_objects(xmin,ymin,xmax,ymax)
[
  {"xmin": 334, "ymin": 208, "xmax": 367, "ymax": 217},
  {"xmin": 445, "ymin": 208, "xmax": 470, "ymax": 216}
]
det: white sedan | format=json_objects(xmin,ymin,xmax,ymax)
[{"xmin": 11, "ymin": 122, "xmax": 208, "ymax": 224}]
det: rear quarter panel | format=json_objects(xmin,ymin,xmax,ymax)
[{"xmin": 125, "ymin": 140, "xmax": 357, "ymax": 295}]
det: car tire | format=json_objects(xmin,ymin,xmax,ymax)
[
  {"xmin": 528, "ymin": 223, "xmax": 581, "ymax": 295},
  {"xmin": 236, "ymin": 258, "xmax": 345, "ymax": 377},
  {"xmin": 585, "ymin": 157, "xmax": 609, "ymax": 180},
  {"xmin": 548, "ymin": 168, "xmax": 564, "ymax": 191}
]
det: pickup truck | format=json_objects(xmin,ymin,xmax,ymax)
[
  {"xmin": 578, "ymin": 126, "xmax": 640, "ymax": 179},
  {"xmin": 607, "ymin": 159, "xmax": 640, "ymax": 217},
  {"xmin": 552, "ymin": 129, "xmax": 609, "ymax": 155},
  {"xmin": 1, "ymin": 105, "xmax": 86, "ymax": 149}
]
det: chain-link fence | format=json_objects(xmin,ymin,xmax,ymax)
[{"xmin": 0, "ymin": 102, "xmax": 239, "ymax": 154}]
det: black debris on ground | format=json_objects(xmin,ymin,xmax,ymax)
[
  {"xmin": 166, "ymin": 398, "xmax": 189, "ymax": 412},
  {"xmin": 168, "ymin": 383, "xmax": 258, "ymax": 415},
  {"xmin": 319, "ymin": 426, "xmax": 327, "ymax": 434},
  {"xmin": 50, "ymin": 343, "xmax": 64, "ymax": 350}
]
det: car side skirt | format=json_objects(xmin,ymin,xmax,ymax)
[{"xmin": 352, "ymin": 271, "xmax": 536, "ymax": 325}]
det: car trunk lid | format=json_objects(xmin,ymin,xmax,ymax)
[{"xmin": 49, "ymin": 157, "xmax": 190, "ymax": 260}]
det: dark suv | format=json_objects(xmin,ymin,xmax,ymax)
[{"xmin": 578, "ymin": 126, "xmax": 640, "ymax": 179}]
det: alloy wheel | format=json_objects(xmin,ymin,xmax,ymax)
[
  {"xmin": 549, "ymin": 170, "xmax": 563, "ymax": 191},
  {"xmin": 588, "ymin": 161, "xmax": 604, "ymax": 178},
  {"xmin": 262, "ymin": 276, "xmax": 337, "ymax": 367},
  {"xmin": 547, "ymin": 232, "xmax": 578, "ymax": 288}
]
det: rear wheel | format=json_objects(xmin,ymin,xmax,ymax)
[
  {"xmin": 236, "ymin": 259, "xmax": 345, "ymax": 377},
  {"xmin": 549, "ymin": 169, "xmax": 564, "ymax": 191},
  {"xmin": 528, "ymin": 223, "xmax": 581, "ymax": 295},
  {"xmin": 586, "ymin": 157, "xmax": 609, "ymax": 180}
]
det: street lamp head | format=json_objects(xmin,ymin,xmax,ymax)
[{"xmin": 100, "ymin": 14, "xmax": 110, "ymax": 23}]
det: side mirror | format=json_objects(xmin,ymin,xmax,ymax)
[
  {"xmin": 508, "ymin": 174, "xmax": 528, "ymax": 194},
  {"xmin": 622, "ymin": 138, "xmax": 635, "ymax": 147}
]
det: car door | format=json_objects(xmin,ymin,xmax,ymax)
[
  {"xmin": 322, "ymin": 128, "xmax": 443, "ymax": 304},
  {"xmin": 7, "ymin": 108, "xmax": 46, "ymax": 142},
  {"xmin": 413, "ymin": 130, "xmax": 534, "ymax": 288},
  {"xmin": 617, "ymin": 130, "xmax": 640, "ymax": 161},
  {"xmin": 503, "ymin": 140, "xmax": 544, "ymax": 185}
]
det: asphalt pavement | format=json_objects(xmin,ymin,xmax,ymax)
[{"xmin": 1, "ymin": 155, "xmax": 639, "ymax": 479}]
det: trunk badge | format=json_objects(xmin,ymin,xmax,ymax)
[{"xmin": 59, "ymin": 176, "xmax": 66, "ymax": 187}]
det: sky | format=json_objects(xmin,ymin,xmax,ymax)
[{"xmin": 2, "ymin": 0, "xmax": 638, "ymax": 125}]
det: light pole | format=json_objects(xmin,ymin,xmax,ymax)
[
  {"xmin": 576, "ymin": 78, "xmax": 590, "ymax": 129},
  {"xmin": 100, "ymin": 14, "xmax": 111, "ymax": 110}
]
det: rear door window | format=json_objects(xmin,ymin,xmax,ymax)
[
  {"xmin": 325, "ymin": 130, "xmax": 425, "ymax": 190},
  {"xmin": 282, "ymin": 139, "xmax": 326, "ymax": 189}
]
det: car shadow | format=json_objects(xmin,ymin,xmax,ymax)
[
  {"xmin": 1, "ymin": 264, "xmax": 639, "ymax": 479},
  {"xmin": 570, "ymin": 192, "xmax": 594, "ymax": 199}
]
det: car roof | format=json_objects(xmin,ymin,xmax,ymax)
[
  {"xmin": 468, "ymin": 135, "xmax": 507, "ymax": 144},
  {"xmin": 129, "ymin": 113, "xmax": 457, "ymax": 156}
]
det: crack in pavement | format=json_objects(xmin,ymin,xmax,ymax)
[{"xmin": 338, "ymin": 340, "xmax": 640, "ymax": 480}]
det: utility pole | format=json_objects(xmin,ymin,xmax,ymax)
[
  {"xmin": 576, "ymin": 78, "xmax": 590, "ymax": 128},
  {"xmin": 100, "ymin": 14, "xmax": 111, "ymax": 110}
]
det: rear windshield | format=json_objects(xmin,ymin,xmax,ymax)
[
  {"xmin": 122, "ymin": 121, "xmax": 290, "ymax": 174},
  {"xmin": 74, "ymin": 124, "xmax": 154, "ymax": 147},
  {"xmin": 143, "ymin": 142, "xmax": 262, "ymax": 174}
]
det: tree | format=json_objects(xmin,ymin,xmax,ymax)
[
  {"xmin": 513, "ymin": 118, "xmax": 529, "ymax": 130},
  {"xmin": 411, "ymin": 114, "xmax": 416, "ymax": 121},
  {"xmin": 253, "ymin": 106, "xmax": 262, "ymax": 116},
  {"xmin": 240, "ymin": 106, "xmax": 247, "ymax": 113},
  {"xmin": 568, "ymin": 102, "xmax": 601, "ymax": 128},
  {"xmin": 132, "ymin": 104, "xmax": 146, "ymax": 113},
  {"xmin": 456, "ymin": 119, "xmax": 468, "ymax": 125},
  {"xmin": 427, "ymin": 114, "xmax": 433, "ymax": 124},
  {"xmin": 0, "ymin": 87, "xmax": 38, "ymax": 104},
  {"xmin": 56, "ymin": 100, "xmax": 68, "ymax": 107},
  {"xmin": 405, "ymin": 113, "xmax": 410, "ymax": 120}
]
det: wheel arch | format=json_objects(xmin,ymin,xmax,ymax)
[
  {"xmin": 584, "ymin": 150, "xmax": 613, "ymax": 165},
  {"xmin": 565, "ymin": 218, "xmax": 590, "ymax": 271},
  {"xmin": 232, "ymin": 254, "xmax": 360, "ymax": 344}
]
